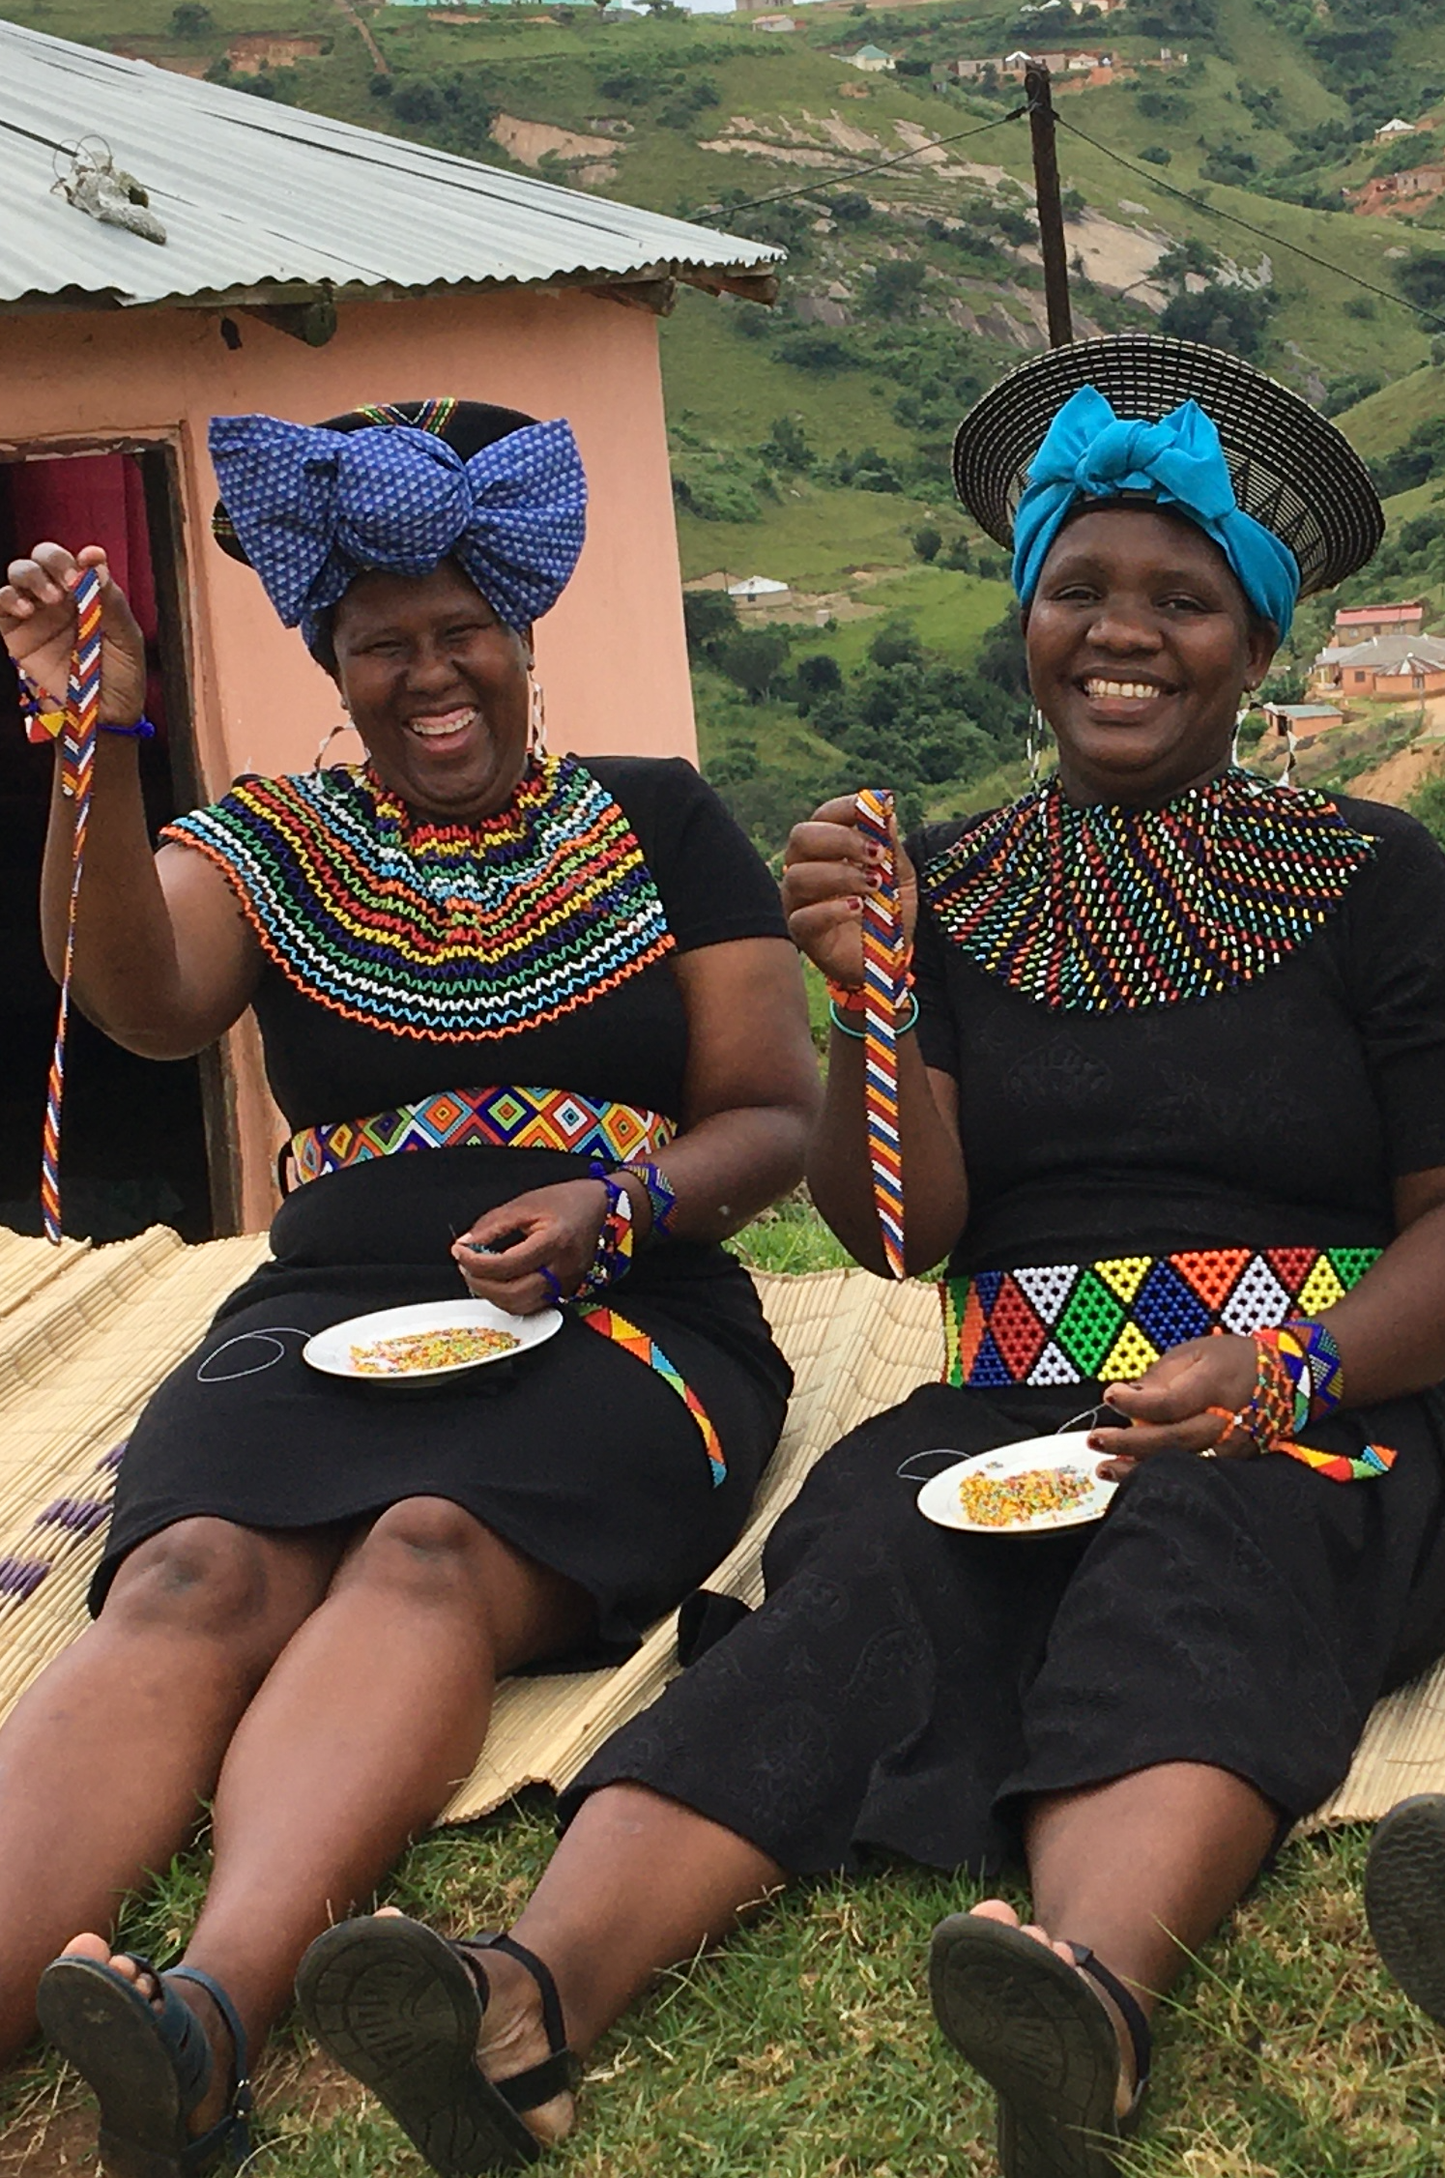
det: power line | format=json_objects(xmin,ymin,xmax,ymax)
[
  {"xmin": 1053, "ymin": 111, "xmax": 1445, "ymax": 335},
  {"xmin": 701, "ymin": 103, "xmax": 1025, "ymax": 218}
]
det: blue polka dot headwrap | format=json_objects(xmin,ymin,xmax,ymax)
[{"xmin": 208, "ymin": 409, "xmax": 588, "ymax": 650}]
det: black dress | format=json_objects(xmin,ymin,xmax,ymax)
[
  {"xmin": 566, "ymin": 790, "xmax": 1445, "ymax": 1870},
  {"xmin": 94, "ymin": 756, "xmax": 794, "ymax": 1663}
]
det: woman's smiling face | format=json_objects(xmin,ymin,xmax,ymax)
[
  {"xmin": 330, "ymin": 559, "xmax": 531, "ymax": 822},
  {"xmin": 1025, "ymin": 503, "xmax": 1279, "ymax": 805}
]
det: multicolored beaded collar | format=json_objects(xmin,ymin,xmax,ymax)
[
  {"xmin": 164, "ymin": 754, "xmax": 673, "ymax": 1042},
  {"xmin": 921, "ymin": 767, "xmax": 1377, "ymax": 1012}
]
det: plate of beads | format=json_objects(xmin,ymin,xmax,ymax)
[
  {"xmin": 304, "ymin": 1299, "xmax": 562, "ymax": 1389},
  {"xmin": 916, "ymin": 1433, "xmax": 1118, "ymax": 1536}
]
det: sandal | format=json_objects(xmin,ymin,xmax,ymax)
[
  {"xmin": 1365, "ymin": 1793, "xmax": 1445, "ymax": 2024},
  {"xmin": 36, "ymin": 1953, "xmax": 251, "ymax": 2177},
  {"xmin": 929, "ymin": 1915, "xmax": 1152, "ymax": 2178},
  {"xmin": 296, "ymin": 1917, "xmax": 579, "ymax": 2176}
]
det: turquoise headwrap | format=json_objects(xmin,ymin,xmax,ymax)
[{"xmin": 1011, "ymin": 386, "xmax": 1300, "ymax": 637}]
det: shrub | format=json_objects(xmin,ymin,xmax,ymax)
[
  {"xmin": 1159, "ymin": 282, "xmax": 1274, "ymax": 361},
  {"xmin": 864, "ymin": 259, "xmax": 928, "ymax": 319},
  {"xmin": 1320, "ymin": 370, "xmax": 1381, "ymax": 416},
  {"xmin": 369, "ymin": 71, "xmax": 393, "ymax": 97},
  {"xmin": 1396, "ymin": 252, "xmax": 1445, "ymax": 318},
  {"xmin": 869, "ymin": 618, "xmax": 922, "ymax": 670},
  {"xmin": 1139, "ymin": 144, "xmax": 1172, "ymax": 165},
  {"xmin": 683, "ymin": 589, "xmax": 740, "ymax": 657},
  {"xmin": 773, "ymin": 329, "xmax": 857, "ymax": 373},
  {"xmin": 393, "ymin": 80, "xmax": 443, "ymax": 125},
  {"xmin": 912, "ymin": 525, "xmax": 943, "ymax": 562},
  {"xmin": 829, "ymin": 190, "xmax": 873, "ymax": 224},
  {"xmin": 1410, "ymin": 770, "xmax": 1445, "ymax": 850},
  {"xmin": 171, "ymin": 2, "xmax": 212, "ymax": 31},
  {"xmin": 716, "ymin": 629, "xmax": 792, "ymax": 703},
  {"xmin": 1343, "ymin": 295, "xmax": 1376, "ymax": 321}
]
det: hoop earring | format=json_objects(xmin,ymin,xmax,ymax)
[
  {"xmin": 1027, "ymin": 705, "xmax": 1048, "ymax": 790},
  {"xmin": 1231, "ymin": 697, "xmax": 1252, "ymax": 770},
  {"xmin": 528, "ymin": 673, "xmax": 548, "ymax": 759},
  {"xmin": 313, "ymin": 719, "xmax": 367, "ymax": 773}
]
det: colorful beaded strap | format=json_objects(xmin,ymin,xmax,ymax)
[
  {"xmin": 942, "ymin": 1247, "xmax": 1381, "ymax": 1391},
  {"xmin": 40, "ymin": 568, "xmax": 104, "ymax": 1245},
  {"xmin": 288, "ymin": 1085, "xmax": 676, "ymax": 1189},
  {"xmin": 856, "ymin": 787, "xmax": 907, "ymax": 1280},
  {"xmin": 579, "ymin": 1307, "xmax": 725, "ymax": 1485}
]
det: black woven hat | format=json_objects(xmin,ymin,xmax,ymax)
[
  {"xmin": 952, "ymin": 335, "xmax": 1382, "ymax": 597},
  {"xmin": 211, "ymin": 396, "xmax": 537, "ymax": 567}
]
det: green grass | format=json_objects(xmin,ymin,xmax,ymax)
[
  {"xmin": 677, "ymin": 483, "xmax": 938, "ymax": 593},
  {"xmin": 1337, "ymin": 367, "xmax": 1445, "ymax": 460},
  {"xmin": 794, "ymin": 566, "xmax": 1014, "ymax": 671}
]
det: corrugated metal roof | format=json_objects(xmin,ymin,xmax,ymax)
[{"xmin": 0, "ymin": 20, "xmax": 781, "ymax": 310}]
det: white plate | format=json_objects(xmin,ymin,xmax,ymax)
[
  {"xmin": 304, "ymin": 1299, "xmax": 562, "ymax": 1386},
  {"xmin": 917, "ymin": 1432, "xmax": 1118, "ymax": 1536}
]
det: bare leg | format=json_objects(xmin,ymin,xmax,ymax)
[
  {"xmin": 971, "ymin": 1760, "xmax": 1279, "ymax": 2104},
  {"xmin": 0, "ymin": 1518, "xmax": 341, "ymax": 2061},
  {"xmin": 411, "ymin": 1782, "xmax": 785, "ymax": 2143},
  {"xmin": 71, "ymin": 1499, "xmax": 594, "ymax": 2134}
]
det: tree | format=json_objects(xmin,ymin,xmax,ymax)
[
  {"xmin": 864, "ymin": 259, "xmax": 927, "ymax": 320},
  {"xmin": 393, "ymin": 79, "xmax": 443, "ymax": 125},
  {"xmin": 912, "ymin": 525, "xmax": 942, "ymax": 562},
  {"xmin": 716, "ymin": 629, "xmax": 791, "ymax": 703},
  {"xmin": 759, "ymin": 414, "xmax": 813, "ymax": 474},
  {"xmin": 1396, "ymin": 252, "xmax": 1445, "ymax": 318},
  {"xmin": 869, "ymin": 618, "xmax": 922, "ymax": 670},
  {"xmin": 682, "ymin": 589, "xmax": 739, "ymax": 657},
  {"xmin": 793, "ymin": 653, "xmax": 843, "ymax": 713},
  {"xmin": 170, "ymin": 2, "xmax": 213, "ymax": 31},
  {"xmin": 1159, "ymin": 283, "xmax": 1273, "ymax": 361},
  {"xmin": 828, "ymin": 190, "xmax": 873, "ymax": 225}
]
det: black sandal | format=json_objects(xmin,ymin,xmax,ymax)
[
  {"xmin": 296, "ymin": 1917, "xmax": 579, "ymax": 2176},
  {"xmin": 929, "ymin": 1915, "xmax": 1152, "ymax": 2178},
  {"xmin": 1365, "ymin": 1793, "xmax": 1445, "ymax": 2023},
  {"xmin": 36, "ymin": 1952, "xmax": 252, "ymax": 2177}
]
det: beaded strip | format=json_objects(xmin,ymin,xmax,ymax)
[
  {"xmin": 942, "ymin": 1247, "xmax": 1382, "ymax": 1390},
  {"xmin": 921, "ymin": 768, "xmax": 1377, "ymax": 1012},
  {"xmin": 856, "ymin": 787, "xmax": 907, "ymax": 1280},
  {"xmin": 40, "ymin": 569, "xmax": 103, "ymax": 1246},
  {"xmin": 1255, "ymin": 1320, "xmax": 1344, "ymax": 1434},
  {"xmin": 163, "ymin": 755, "xmax": 673, "ymax": 1044},
  {"xmin": 289, "ymin": 1085, "xmax": 675, "ymax": 1189},
  {"xmin": 579, "ymin": 1306, "xmax": 726, "ymax": 1485}
]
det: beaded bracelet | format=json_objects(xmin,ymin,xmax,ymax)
[
  {"xmin": 825, "ymin": 950, "xmax": 915, "ymax": 1016},
  {"xmin": 19, "ymin": 673, "xmax": 156, "ymax": 745},
  {"xmin": 829, "ymin": 991, "xmax": 919, "ymax": 1040},
  {"xmin": 574, "ymin": 1161, "xmax": 635, "ymax": 1298},
  {"xmin": 623, "ymin": 1159, "xmax": 678, "ymax": 1240},
  {"xmin": 1263, "ymin": 1319, "xmax": 1344, "ymax": 1430}
]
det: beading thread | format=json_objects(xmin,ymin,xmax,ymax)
[
  {"xmin": 855, "ymin": 788, "xmax": 906, "ymax": 1280},
  {"xmin": 41, "ymin": 567, "xmax": 103, "ymax": 1245}
]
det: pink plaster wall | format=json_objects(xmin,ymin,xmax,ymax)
[{"xmin": 0, "ymin": 286, "xmax": 699, "ymax": 1229}]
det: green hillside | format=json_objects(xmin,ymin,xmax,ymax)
[{"xmin": 8, "ymin": 0, "xmax": 1445, "ymax": 838}]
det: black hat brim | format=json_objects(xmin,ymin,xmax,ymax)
[{"xmin": 952, "ymin": 335, "xmax": 1383, "ymax": 598}]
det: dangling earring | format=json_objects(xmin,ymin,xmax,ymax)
[
  {"xmin": 1231, "ymin": 695, "xmax": 1252, "ymax": 770},
  {"xmin": 313, "ymin": 718, "xmax": 367, "ymax": 773},
  {"xmin": 527, "ymin": 673, "xmax": 548, "ymax": 759},
  {"xmin": 1027, "ymin": 705, "xmax": 1048, "ymax": 790}
]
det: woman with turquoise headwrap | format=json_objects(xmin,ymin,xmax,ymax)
[
  {"xmin": 295, "ymin": 340, "xmax": 1445, "ymax": 2178},
  {"xmin": 0, "ymin": 398, "xmax": 819, "ymax": 2173}
]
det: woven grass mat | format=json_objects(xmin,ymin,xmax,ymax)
[{"xmin": 0, "ymin": 1228, "xmax": 1434, "ymax": 1829}]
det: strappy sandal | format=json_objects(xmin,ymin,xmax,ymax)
[
  {"xmin": 929, "ymin": 1915, "xmax": 1152, "ymax": 2178},
  {"xmin": 1365, "ymin": 1793, "xmax": 1445, "ymax": 2024},
  {"xmin": 296, "ymin": 1916, "xmax": 579, "ymax": 2176},
  {"xmin": 36, "ymin": 1953, "xmax": 252, "ymax": 2177}
]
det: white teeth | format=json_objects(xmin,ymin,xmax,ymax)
[
  {"xmin": 408, "ymin": 712, "xmax": 475, "ymax": 739},
  {"xmin": 1084, "ymin": 679, "xmax": 1163, "ymax": 700}
]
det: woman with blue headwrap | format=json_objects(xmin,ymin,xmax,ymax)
[
  {"xmin": 291, "ymin": 341, "xmax": 1445, "ymax": 2178},
  {"xmin": 0, "ymin": 397, "xmax": 819, "ymax": 2172}
]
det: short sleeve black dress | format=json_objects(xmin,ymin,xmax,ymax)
[
  {"xmin": 94, "ymin": 753, "xmax": 794, "ymax": 1664},
  {"xmin": 568, "ymin": 773, "xmax": 1445, "ymax": 1871}
]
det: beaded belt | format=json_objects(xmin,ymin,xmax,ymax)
[
  {"xmin": 288, "ymin": 1086, "xmax": 677, "ymax": 1189},
  {"xmin": 942, "ymin": 1247, "xmax": 1382, "ymax": 1389}
]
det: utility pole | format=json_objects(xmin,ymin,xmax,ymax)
[{"xmin": 1024, "ymin": 59, "xmax": 1074, "ymax": 348}]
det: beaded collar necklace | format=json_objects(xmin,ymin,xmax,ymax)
[
  {"xmin": 164, "ymin": 753, "xmax": 674, "ymax": 1042},
  {"xmin": 921, "ymin": 767, "xmax": 1377, "ymax": 1013}
]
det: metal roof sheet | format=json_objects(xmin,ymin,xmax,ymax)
[{"xmin": 0, "ymin": 19, "xmax": 781, "ymax": 311}]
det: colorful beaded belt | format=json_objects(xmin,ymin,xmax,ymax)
[
  {"xmin": 288, "ymin": 1086, "xmax": 677, "ymax": 1189},
  {"xmin": 942, "ymin": 1247, "xmax": 1382, "ymax": 1390}
]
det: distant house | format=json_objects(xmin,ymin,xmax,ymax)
[
  {"xmin": 729, "ymin": 575, "xmax": 791, "ymax": 599},
  {"xmin": 1263, "ymin": 702, "xmax": 1344, "ymax": 746},
  {"xmin": 1375, "ymin": 117, "xmax": 1418, "ymax": 143},
  {"xmin": 1317, "ymin": 633, "xmax": 1445, "ymax": 699},
  {"xmin": 1350, "ymin": 165, "xmax": 1445, "ymax": 214},
  {"xmin": 751, "ymin": 11, "xmax": 797, "ymax": 27},
  {"xmin": 848, "ymin": 42, "xmax": 897, "ymax": 71},
  {"xmin": 1333, "ymin": 600, "xmax": 1427, "ymax": 642}
]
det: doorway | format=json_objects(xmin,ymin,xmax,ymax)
[{"xmin": 0, "ymin": 441, "xmax": 237, "ymax": 1243}]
